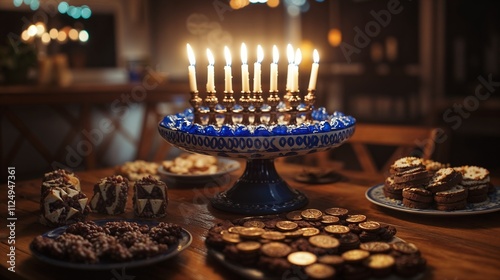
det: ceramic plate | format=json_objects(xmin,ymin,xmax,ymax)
[
  {"xmin": 365, "ymin": 184, "xmax": 500, "ymax": 215},
  {"xmin": 207, "ymin": 236, "xmax": 422, "ymax": 280},
  {"xmin": 158, "ymin": 158, "xmax": 240, "ymax": 186},
  {"xmin": 30, "ymin": 219, "xmax": 192, "ymax": 270}
]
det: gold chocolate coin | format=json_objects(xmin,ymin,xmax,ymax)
[
  {"xmin": 276, "ymin": 220, "xmax": 298, "ymax": 231},
  {"xmin": 222, "ymin": 232, "xmax": 241, "ymax": 244},
  {"xmin": 324, "ymin": 225, "xmax": 350, "ymax": 235},
  {"xmin": 324, "ymin": 207, "xmax": 348, "ymax": 217},
  {"xmin": 236, "ymin": 241, "xmax": 261, "ymax": 253},
  {"xmin": 283, "ymin": 230, "xmax": 304, "ymax": 238},
  {"xmin": 392, "ymin": 241, "xmax": 419, "ymax": 254},
  {"xmin": 364, "ymin": 254, "xmax": 395, "ymax": 269},
  {"xmin": 261, "ymin": 231, "xmax": 286, "ymax": 241},
  {"xmin": 321, "ymin": 215, "xmax": 340, "ymax": 225},
  {"xmin": 309, "ymin": 234, "xmax": 340, "ymax": 249},
  {"xmin": 287, "ymin": 251, "xmax": 317, "ymax": 266},
  {"xmin": 341, "ymin": 249, "xmax": 370, "ymax": 263},
  {"xmin": 304, "ymin": 263, "xmax": 336, "ymax": 279},
  {"xmin": 261, "ymin": 242, "xmax": 292, "ymax": 258},
  {"xmin": 345, "ymin": 214, "xmax": 367, "ymax": 224},
  {"xmin": 318, "ymin": 255, "xmax": 344, "ymax": 266},
  {"xmin": 359, "ymin": 241, "xmax": 391, "ymax": 253},
  {"xmin": 301, "ymin": 209, "xmax": 323, "ymax": 221},
  {"xmin": 300, "ymin": 227, "xmax": 320, "ymax": 237},
  {"xmin": 239, "ymin": 227, "xmax": 265, "ymax": 239},
  {"xmin": 358, "ymin": 221, "xmax": 381, "ymax": 232},
  {"xmin": 286, "ymin": 210, "xmax": 303, "ymax": 221},
  {"xmin": 243, "ymin": 220, "xmax": 266, "ymax": 228},
  {"xmin": 228, "ymin": 226, "xmax": 246, "ymax": 234}
]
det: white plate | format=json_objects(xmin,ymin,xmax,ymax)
[
  {"xmin": 30, "ymin": 219, "xmax": 192, "ymax": 270},
  {"xmin": 158, "ymin": 158, "xmax": 240, "ymax": 186},
  {"xmin": 365, "ymin": 184, "xmax": 500, "ymax": 216}
]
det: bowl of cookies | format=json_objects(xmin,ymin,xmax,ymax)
[{"xmin": 158, "ymin": 153, "xmax": 241, "ymax": 187}]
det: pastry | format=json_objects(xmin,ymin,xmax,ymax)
[
  {"xmin": 133, "ymin": 175, "xmax": 168, "ymax": 218},
  {"xmin": 426, "ymin": 167, "xmax": 462, "ymax": 193},
  {"xmin": 90, "ymin": 175, "xmax": 129, "ymax": 215}
]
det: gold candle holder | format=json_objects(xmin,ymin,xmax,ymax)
[
  {"xmin": 252, "ymin": 91, "xmax": 264, "ymax": 124},
  {"xmin": 189, "ymin": 91, "xmax": 203, "ymax": 123},
  {"xmin": 287, "ymin": 90, "xmax": 301, "ymax": 125},
  {"xmin": 304, "ymin": 89, "xmax": 316, "ymax": 121},
  {"xmin": 239, "ymin": 91, "xmax": 252, "ymax": 125},
  {"xmin": 222, "ymin": 91, "xmax": 235, "ymax": 124},
  {"xmin": 267, "ymin": 90, "xmax": 281, "ymax": 125},
  {"xmin": 205, "ymin": 90, "xmax": 218, "ymax": 124}
]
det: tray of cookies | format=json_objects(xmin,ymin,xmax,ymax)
[{"xmin": 365, "ymin": 157, "xmax": 500, "ymax": 215}]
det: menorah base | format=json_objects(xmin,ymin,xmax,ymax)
[{"xmin": 210, "ymin": 159, "xmax": 308, "ymax": 215}]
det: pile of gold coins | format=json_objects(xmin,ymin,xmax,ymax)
[{"xmin": 206, "ymin": 208, "xmax": 426, "ymax": 279}]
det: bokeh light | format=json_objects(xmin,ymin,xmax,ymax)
[
  {"xmin": 57, "ymin": 30, "xmax": 67, "ymax": 42},
  {"xmin": 267, "ymin": 0, "xmax": 280, "ymax": 8},
  {"xmin": 58, "ymin": 1, "xmax": 68, "ymax": 14},
  {"xmin": 13, "ymin": 0, "xmax": 23, "ymax": 7},
  {"xmin": 41, "ymin": 33, "xmax": 51, "ymax": 44},
  {"xmin": 81, "ymin": 6, "xmax": 92, "ymax": 19},
  {"xmin": 79, "ymin": 30, "xmax": 89, "ymax": 42},
  {"xmin": 29, "ymin": 0, "xmax": 39, "ymax": 10},
  {"xmin": 328, "ymin": 28, "xmax": 342, "ymax": 47},
  {"xmin": 68, "ymin": 29, "xmax": 79, "ymax": 41},
  {"xmin": 21, "ymin": 30, "xmax": 29, "ymax": 41},
  {"xmin": 35, "ymin": 22, "xmax": 45, "ymax": 36},
  {"xmin": 27, "ymin": 25, "xmax": 37, "ymax": 36}
]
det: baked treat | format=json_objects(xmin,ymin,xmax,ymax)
[
  {"xmin": 422, "ymin": 159, "xmax": 449, "ymax": 175},
  {"xmin": 116, "ymin": 160, "xmax": 160, "ymax": 181},
  {"xmin": 383, "ymin": 177, "xmax": 404, "ymax": 200},
  {"xmin": 40, "ymin": 180, "xmax": 90, "ymax": 227},
  {"xmin": 364, "ymin": 254, "xmax": 395, "ymax": 277},
  {"xmin": 162, "ymin": 153, "xmax": 218, "ymax": 175},
  {"xmin": 390, "ymin": 157, "xmax": 431, "ymax": 185},
  {"xmin": 133, "ymin": 175, "xmax": 168, "ymax": 218},
  {"xmin": 402, "ymin": 198, "xmax": 432, "ymax": 209},
  {"xmin": 455, "ymin": 166, "xmax": 491, "ymax": 203},
  {"xmin": 42, "ymin": 169, "xmax": 81, "ymax": 192},
  {"xmin": 434, "ymin": 185, "xmax": 468, "ymax": 210},
  {"xmin": 90, "ymin": 175, "xmax": 129, "ymax": 215},
  {"xmin": 402, "ymin": 187, "xmax": 433, "ymax": 203},
  {"xmin": 426, "ymin": 167, "xmax": 462, "ymax": 193}
]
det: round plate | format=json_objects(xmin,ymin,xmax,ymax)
[
  {"xmin": 30, "ymin": 219, "xmax": 192, "ymax": 270},
  {"xmin": 366, "ymin": 184, "xmax": 500, "ymax": 215},
  {"xmin": 157, "ymin": 158, "xmax": 240, "ymax": 186},
  {"xmin": 207, "ymin": 236, "xmax": 422, "ymax": 280}
]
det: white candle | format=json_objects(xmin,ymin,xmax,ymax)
[
  {"xmin": 206, "ymin": 48, "xmax": 215, "ymax": 92},
  {"xmin": 308, "ymin": 49, "xmax": 319, "ymax": 91},
  {"xmin": 286, "ymin": 44, "xmax": 294, "ymax": 91},
  {"xmin": 186, "ymin": 44, "xmax": 197, "ymax": 92},
  {"xmin": 270, "ymin": 45, "xmax": 279, "ymax": 92},
  {"xmin": 253, "ymin": 45, "xmax": 264, "ymax": 92},
  {"xmin": 241, "ymin": 43, "xmax": 250, "ymax": 92},
  {"xmin": 224, "ymin": 46, "xmax": 232, "ymax": 92},
  {"xmin": 292, "ymin": 48, "xmax": 302, "ymax": 92}
]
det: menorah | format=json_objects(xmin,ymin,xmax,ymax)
[{"xmin": 158, "ymin": 44, "xmax": 356, "ymax": 215}]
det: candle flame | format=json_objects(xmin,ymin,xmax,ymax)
[
  {"xmin": 224, "ymin": 46, "xmax": 231, "ymax": 66},
  {"xmin": 241, "ymin": 43, "xmax": 248, "ymax": 64},
  {"xmin": 207, "ymin": 48, "xmax": 214, "ymax": 65},
  {"xmin": 272, "ymin": 45, "xmax": 279, "ymax": 64},
  {"xmin": 313, "ymin": 49, "xmax": 319, "ymax": 63},
  {"xmin": 295, "ymin": 48, "xmax": 302, "ymax": 65},
  {"xmin": 187, "ymin": 43, "xmax": 195, "ymax": 65},
  {"xmin": 257, "ymin": 45, "xmax": 264, "ymax": 63},
  {"xmin": 287, "ymin": 44, "xmax": 294, "ymax": 64}
]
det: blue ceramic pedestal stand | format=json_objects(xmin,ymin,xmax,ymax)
[{"xmin": 210, "ymin": 158, "xmax": 308, "ymax": 214}]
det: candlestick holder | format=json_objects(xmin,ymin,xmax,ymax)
[
  {"xmin": 158, "ymin": 89, "xmax": 356, "ymax": 215},
  {"xmin": 304, "ymin": 89, "xmax": 316, "ymax": 120}
]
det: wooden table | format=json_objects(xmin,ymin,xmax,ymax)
[{"xmin": 1, "ymin": 163, "xmax": 500, "ymax": 280}]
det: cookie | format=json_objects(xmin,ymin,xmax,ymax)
[
  {"xmin": 390, "ymin": 157, "xmax": 425, "ymax": 175},
  {"xmin": 402, "ymin": 198, "xmax": 432, "ymax": 209},
  {"xmin": 466, "ymin": 193, "xmax": 489, "ymax": 204},
  {"xmin": 434, "ymin": 185, "xmax": 468, "ymax": 203},
  {"xmin": 456, "ymin": 165, "xmax": 490, "ymax": 187},
  {"xmin": 402, "ymin": 187, "xmax": 433, "ymax": 203},
  {"xmin": 426, "ymin": 168, "xmax": 462, "ymax": 193},
  {"xmin": 422, "ymin": 159, "xmax": 449, "ymax": 174},
  {"xmin": 435, "ymin": 200, "xmax": 467, "ymax": 211},
  {"xmin": 394, "ymin": 254, "xmax": 427, "ymax": 277},
  {"xmin": 43, "ymin": 169, "xmax": 81, "ymax": 191},
  {"xmin": 133, "ymin": 175, "xmax": 168, "ymax": 218},
  {"xmin": 364, "ymin": 254, "xmax": 395, "ymax": 277},
  {"xmin": 393, "ymin": 169, "xmax": 431, "ymax": 185}
]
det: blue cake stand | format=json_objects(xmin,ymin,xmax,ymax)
[{"xmin": 158, "ymin": 108, "xmax": 356, "ymax": 215}]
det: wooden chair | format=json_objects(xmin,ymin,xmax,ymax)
[
  {"xmin": 323, "ymin": 123, "xmax": 441, "ymax": 175},
  {"xmin": 289, "ymin": 123, "xmax": 444, "ymax": 176}
]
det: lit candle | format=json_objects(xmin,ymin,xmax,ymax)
[
  {"xmin": 206, "ymin": 48, "xmax": 215, "ymax": 92},
  {"xmin": 224, "ymin": 46, "xmax": 232, "ymax": 92},
  {"xmin": 270, "ymin": 45, "xmax": 279, "ymax": 92},
  {"xmin": 286, "ymin": 44, "xmax": 294, "ymax": 91},
  {"xmin": 187, "ymin": 44, "xmax": 197, "ymax": 92},
  {"xmin": 241, "ymin": 43, "xmax": 250, "ymax": 92},
  {"xmin": 308, "ymin": 49, "xmax": 319, "ymax": 91},
  {"xmin": 253, "ymin": 45, "xmax": 264, "ymax": 92},
  {"xmin": 292, "ymin": 48, "xmax": 302, "ymax": 92}
]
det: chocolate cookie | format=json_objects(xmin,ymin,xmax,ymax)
[
  {"xmin": 434, "ymin": 185, "xmax": 468, "ymax": 204},
  {"xmin": 402, "ymin": 187, "xmax": 433, "ymax": 203},
  {"xmin": 435, "ymin": 200, "xmax": 467, "ymax": 211},
  {"xmin": 426, "ymin": 168, "xmax": 462, "ymax": 193},
  {"xmin": 133, "ymin": 175, "xmax": 168, "ymax": 218},
  {"xmin": 402, "ymin": 198, "xmax": 432, "ymax": 209},
  {"xmin": 90, "ymin": 175, "xmax": 129, "ymax": 215}
]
